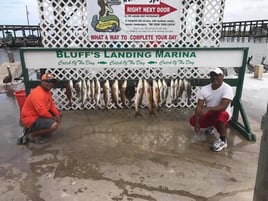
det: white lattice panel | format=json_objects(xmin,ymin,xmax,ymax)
[{"xmin": 36, "ymin": 0, "xmax": 225, "ymax": 110}]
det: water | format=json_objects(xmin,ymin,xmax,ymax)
[{"xmin": 0, "ymin": 48, "xmax": 20, "ymax": 63}]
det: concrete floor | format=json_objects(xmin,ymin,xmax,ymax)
[{"xmin": 0, "ymin": 88, "xmax": 262, "ymax": 201}]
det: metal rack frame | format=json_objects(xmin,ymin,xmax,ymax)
[{"xmin": 19, "ymin": 46, "xmax": 255, "ymax": 141}]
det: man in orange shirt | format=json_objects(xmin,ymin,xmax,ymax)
[{"xmin": 21, "ymin": 73, "xmax": 62, "ymax": 144}]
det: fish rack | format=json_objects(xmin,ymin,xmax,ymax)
[
  {"xmin": 20, "ymin": 47, "xmax": 255, "ymax": 141},
  {"xmin": 21, "ymin": 65, "xmax": 200, "ymax": 110}
]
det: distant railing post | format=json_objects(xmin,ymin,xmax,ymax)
[{"xmin": 7, "ymin": 50, "xmax": 14, "ymax": 63}]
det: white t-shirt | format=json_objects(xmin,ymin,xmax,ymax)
[{"xmin": 197, "ymin": 82, "xmax": 234, "ymax": 120}]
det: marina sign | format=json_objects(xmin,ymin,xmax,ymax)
[{"xmin": 22, "ymin": 48, "xmax": 245, "ymax": 69}]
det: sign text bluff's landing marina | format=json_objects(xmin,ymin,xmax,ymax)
[{"xmin": 56, "ymin": 50, "xmax": 197, "ymax": 59}]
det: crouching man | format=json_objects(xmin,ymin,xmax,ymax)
[
  {"xmin": 189, "ymin": 67, "xmax": 234, "ymax": 152},
  {"xmin": 21, "ymin": 73, "xmax": 62, "ymax": 144}
]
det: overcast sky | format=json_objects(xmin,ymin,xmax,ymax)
[{"xmin": 0, "ymin": 0, "xmax": 267, "ymax": 25}]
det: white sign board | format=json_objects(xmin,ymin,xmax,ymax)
[
  {"xmin": 87, "ymin": 0, "xmax": 181, "ymax": 42},
  {"xmin": 22, "ymin": 48, "xmax": 245, "ymax": 69}
]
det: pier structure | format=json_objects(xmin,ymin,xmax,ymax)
[
  {"xmin": 221, "ymin": 19, "xmax": 268, "ymax": 42},
  {"xmin": 0, "ymin": 25, "xmax": 42, "ymax": 47}
]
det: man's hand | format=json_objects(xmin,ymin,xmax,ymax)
[
  {"xmin": 194, "ymin": 121, "xmax": 200, "ymax": 132},
  {"xmin": 54, "ymin": 114, "xmax": 62, "ymax": 123},
  {"xmin": 199, "ymin": 107, "xmax": 209, "ymax": 116}
]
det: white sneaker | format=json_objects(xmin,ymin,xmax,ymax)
[{"xmin": 211, "ymin": 139, "xmax": 227, "ymax": 152}]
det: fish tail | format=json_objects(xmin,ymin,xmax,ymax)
[
  {"xmin": 135, "ymin": 111, "xmax": 142, "ymax": 117},
  {"xmin": 187, "ymin": 98, "xmax": 191, "ymax": 105},
  {"xmin": 116, "ymin": 103, "xmax": 123, "ymax": 109},
  {"xmin": 149, "ymin": 110, "xmax": 156, "ymax": 116},
  {"xmin": 67, "ymin": 102, "xmax": 72, "ymax": 107}
]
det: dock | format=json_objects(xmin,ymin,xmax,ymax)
[
  {"xmin": 0, "ymin": 25, "xmax": 42, "ymax": 47},
  {"xmin": 221, "ymin": 19, "xmax": 268, "ymax": 42}
]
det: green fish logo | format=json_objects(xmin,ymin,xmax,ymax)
[
  {"xmin": 148, "ymin": 61, "xmax": 157, "ymax": 64},
  {"xmin": 98, "ymin": 61, "xmax": 107, "ymax": 64}
]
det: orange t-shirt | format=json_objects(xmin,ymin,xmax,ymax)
[{"xmin": 21, "ymin": 86, "xmax": 60, "ymax": 128}]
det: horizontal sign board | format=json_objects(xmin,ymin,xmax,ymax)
[{"xmin": 22, "ymin": 48, "xmax": 245, "ymax": 69}]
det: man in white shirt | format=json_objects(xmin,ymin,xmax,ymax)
[{"xmin": 189, "ymin": 67, "xmax": 234, "ymax": 152}]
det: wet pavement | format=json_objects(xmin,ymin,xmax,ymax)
[{"xmin": 0, "ymin": 82, "xmax": 264, "ymax": 201}]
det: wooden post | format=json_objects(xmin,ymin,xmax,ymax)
[
  {"xmin": 7, "ymin": 50, "xmax": 14, "ymax": 63},
  {"xmin": 254, "ymin": 64, "xmax": 263, "ymax": 79},
  {"xmin": 254, "ymin": 104, "xmax": 268, "ymax": 200}
]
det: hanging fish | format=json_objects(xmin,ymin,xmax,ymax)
[
  {"xmin": 125, "ymin": 84, "xmax": 136, "ymax": 106},
  {"xmin": 91, "ymin": 80, "xmax": 95, "ymax": 103},
  {"xmin": 170, "ymin": 79, "xmax": 176, "ymax": 103},
  {"xmin": 65, "ymin": 79, "xmax": 73, "ymax": 107},
  {"xmin": 174, "ymin": 79, "xmax": 179, "ymax": 101},
  {"xmin": 120, "ymin": 80, "xmax": 128, "ymax": 108},
  {"xmin": 111, "ymin": 79, "xmax": 120, "ymax": 108},
  {"xmin": 144, "ymin": 80, "xmax": 155, "ymax": 116},
  {"xmin": 81, "ymin": 79, "xmax": 87, "ymax": 106},
  {"xmin": 134, "ymin": 79, "xmax": 144, "ymax": 117},
  {"xmin": 103, "ymin": 80, "xmax": 110, "ymax": 110},
  {"xmin": 95, "ymin": 79, "xmax": 101, "ymax": 107},
  {"xmin": 74, "ymin": 80, "xmax": 82, "ymax": 101},
  {"xmin": 153, "ymin": 80, "xmax": 160, "ymax": 112},
  {"xmin": 162, "ymin": 79, "xmax": 168, "ymax": 105},
  {"xmin": 86, "ymin": 79, "xmax": 91, "ymax": 101},
  {"xmin": 158, "ymin": 79, "xmax": 164, "ymax": 106},
  {"xmin": 184, "ymin": 79, "xmax": 192, "ymax": 105},
  {"xmin": 177, "ymin": 79, "xmax": 185, "ymax": 99}
]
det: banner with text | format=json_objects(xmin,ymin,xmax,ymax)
[
  {"xmin": 88, "ymin": 0, "xmax": 181, "ymax": 42},
  {"xmin": 23, "ymin": 48, "xmax": 244, "ymax": 69}
]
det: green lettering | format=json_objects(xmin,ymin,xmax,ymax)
[
  {"xmin": 56, "ymin": 50, "xmax": 63, "ymax": 58},
  {"xmin": 190, "ymin": 52, "xmax": 196, "ymax": 57},
  {"xmin": 156, "ymin": 50, "xmax": 164, "ymax": 57}
]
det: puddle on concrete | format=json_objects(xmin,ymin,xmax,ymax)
[{"xmin": 0, "ymin": 104, "xmax": 259, "ymax": 201}]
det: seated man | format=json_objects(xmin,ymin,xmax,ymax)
[
  {"xmin": 189, "ymin": 67, "xmax": 234, "ymax": 152},
  {"xmin": 21, "ymin": 73, "xmax": 62, "ymax": 144}
]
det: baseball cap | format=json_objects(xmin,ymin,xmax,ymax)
[
  {"xmin": 41, "ymin": 73, "xmax": 57, "ymax": 83},
  {"xmin": 209, "ymin": 67, "xmax": 223, "ymax": 76}
]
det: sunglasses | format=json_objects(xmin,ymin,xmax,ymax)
[
  {"xmin": 210, "ymin": 73, "xmax": 221, "ymax": 77},
  {"xmin": 43, "ymin": 79, "xmax": 57, "ymax": 84}
]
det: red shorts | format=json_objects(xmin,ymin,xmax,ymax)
[{"xmin": 189, "ymin": 111, "xmax": 229, "ymax": 132}]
